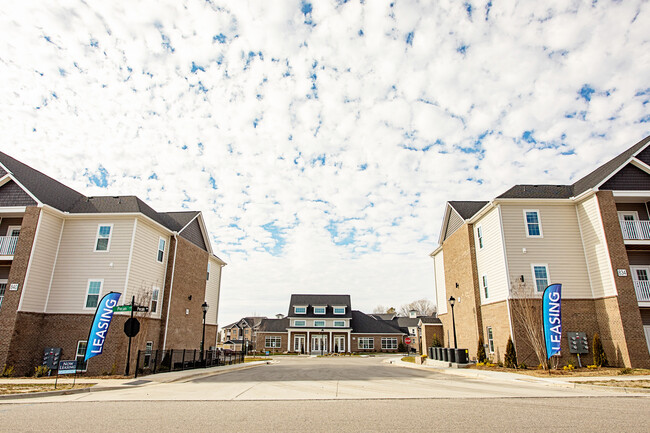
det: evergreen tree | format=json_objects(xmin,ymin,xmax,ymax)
[
  {"xmin": 593, "ymin": 332, "xmax": 608, "ymax": 367},
  {"xmin": 477, "ymin": 335, "xmax": 487, "ymax": 362},
  {"xmin": 504, "ymin": 337, "xmax": 518, "ymax": 368},
  {"xmin": 432, "ymin": 335, "xmax": 442, "ymax": 347}
]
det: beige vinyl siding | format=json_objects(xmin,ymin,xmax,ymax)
[
  {"xmin": 125, "ymin": 218, "xmax": 169, "ymax": 318},
  {"xmin": 501, "ymin": 203, "xmax": 592, "ymax": 298},
  {"xmin": 576, "ymin": 195, "xmax": 616, "ymax": 298},
  {"xmin": 46, "ymin": 217, "xmax": 133, "ymax": 313},
  {"xmin": 204, "ymin": 258, "xmax": 221, "ymax": 325},
  {"xmin": 20, "ymin": 211, "xmax": 63, "ymax": 312},
  {"xmin": 444, "ymin": 210, "xmax": 464, "ymax": 241},
  {"xmin": 433, "ymin": 250, "xmax": 447, "ymax": 315},
  {"xmin": 474, "ymin": 207, "xmax": 508, "ymax": 303}
]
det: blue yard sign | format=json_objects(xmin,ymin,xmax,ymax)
[
  {"xmin": 84, "ymin": 292, "xmax": 121, "ymax": 362},
  {"xmin": 542, "ymin": 284, "xmax": 562, "ymax": 359}
]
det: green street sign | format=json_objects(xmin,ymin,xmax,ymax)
[{"xmin": 113, "ymin": 305, "xmax": 132, "ymax": 312}]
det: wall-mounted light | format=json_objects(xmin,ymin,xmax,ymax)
[
  {"xmin": 455, "ymin": 282, "xmax": 459, "ymax": 288},
  {"xmin": 520, "ymin": 275, "xmax": 525, "ymax": 282},
  {"xmin": 188, "ymin": 295, "xmax": 193, "ymax": 301}
]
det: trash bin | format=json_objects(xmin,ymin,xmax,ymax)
[
  {"xmin": 435, "ymin": 347, "xmax": 441, "ymax": 360},
  {"xmin": 448, "ymin": 348, "xmax": 456, "ymax": 363},
  {"xmin": 441, "ymin": 348, "xmax": 448, "ymax": 362},
  {"xmin": 455, "ymin": 348, "xmax": 469, "ymax": 364},
  {"xmin": 428, "ymin": 347, "xmax": 434, "ymax": 359}
]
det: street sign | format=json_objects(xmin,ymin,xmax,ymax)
[
  {"xmin": 404, "ymin": 337, "xmax": 412, "ymax": 345},
  {"xmin": 124, "ymin": 317, "xmax": 141, "ymax": 338},
  {"xmin": 58, "ymin": 360, "xmax": 77, "ymax": 374},
  {"xmin": 134, "ymin": 305, "xmax": 149, "ymax": 313},
  {"xmin": 113, "ymin": 305, "xmax": 132, "ymax": 312}
]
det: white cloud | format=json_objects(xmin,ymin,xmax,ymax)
[{"xmin": 1, "ymin": 0, "xmax": 649, "ymax": 326}]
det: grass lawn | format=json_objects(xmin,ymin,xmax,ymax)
[
  {"xmin": 244, "ymin": 357, "xmax": 268, "ymax": 363},
  {"xmin": 401, "ymin": 356, "xmax": 415, "ymax": 363},
  {"xmin": 0, "ymin": 383, "xmax": 94, "ymax": 395}
]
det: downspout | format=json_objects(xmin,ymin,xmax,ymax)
[
  {"xmin": 215, "ymin": 263, "xmax": 224, "ymax": 347},
  {"xmin": 162, "ymin": 232, "xmax": 179, "ymax": 351}
]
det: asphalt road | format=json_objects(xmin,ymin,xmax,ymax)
[{"xmin": 1, "ymin": 356, "xmax": 648, "ymax": 432}]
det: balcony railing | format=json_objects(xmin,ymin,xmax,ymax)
[
  {"xmin": 620, "ymin": 220, "xmax": 650, "ymax": 240},
  {"xmin": 0, "ymin": 236, "xmax": 18, "ymax": 255},
  {"xmin": 634, "ymin": 280, "xmax": 650, "ymax": 303}
]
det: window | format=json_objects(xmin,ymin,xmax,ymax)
[
  {"xmin": 333, "ymin": 307, "xmax": 345, "ymax": 315},
  {"xmin": 482, "ymin": 275, "xmax": 489, "ymax": 298},
  {"xmin": 144, "ymin": 341, "xmax": 153, "ymax": 367},
  {"xmin": 157, "ymin": 238, "xmax": 166, "ymax": 263},
  {"xmin": 76, "ymin": 341, "xmax": 88, "ymax": 372},
  {"xmin": 94, "ymin": 224, "xmax": 113, "ymax": 251},
  {"xmin": 0, "ymin": 282, "xmax": 6, "ymax": 311},
  {"xmin": 265, "ymin": 336, "xmax": 282, "ymax": 348},
  {"xmin": 293, "ymin": 320, "xmax": 306, "ymax": 327},
  {"xmin": 6, "ymin": 225, "xmax": 20, "ymax": 237},
  {"xmin": 524, "ymin": 210, "xmax": 542, "ymax": 237},
  {"xmin": 150, "ymin": 287, "xmax": 160, "ymax": 313},
  {"xmin": 477, "ymin": 226, "xmax": 484, "ymax": 249},
  {"xmin": 358, "ymin": 337, "xmax": 374, "ymax": 349},
  {"xmin": 532, "ymin": 265, "xmax": 549, "ymax": 292},
  {"xmin": 206, "ymin": 261, "xmax": 210, "ymax": 281},
  {"xmin": 487, "ymin": 327, "xmax": 494, "ymax": 353},
  {"xmin": 334, "ymin": 320, "xmax": 345, "ymax": 327},
  {"xmin": 314, "ymin": 320, "xmax": 325, "ymax": 327},
  {"xmin": 381, "ymin": 337, "xmax": 398, "ymax": 350},
  {"xmin": 313, "ymin": 306, "xmax": 326, "ymax": 314},
  {"xmin": 85, "ymin": 280, "xmax": 102, "ymax": 309},
  {"xmin": 294, "ymin": 306, "xmax": 306, "ymax": 314},
  {"xmin": 409, "ymin": 328, "xmax": 416, "ymax": 336}
]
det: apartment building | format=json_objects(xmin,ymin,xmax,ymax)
[
  {"xmin": 218, "ymin": 316, "xmax": 265, "ymax": 352},
  {"xmin": 431, "ymin": 135, "xmax": 650, "ymax": 368},
  {"xmin": 0, "ymin": 152, "xmax": 225, "ymax": 375}
]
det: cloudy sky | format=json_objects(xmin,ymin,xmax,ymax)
[{"xmin": 1, "ymin": 0, "xmax": 649, "ymax": 326}]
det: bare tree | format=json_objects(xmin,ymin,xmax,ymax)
[
  {"xmin": 509, "ymin": 281, "xmax": 548, "ymax": 369},
  {"xmin": 373, "ymin": 305, "xmax": 397, "ymax": 314},
  {"xmin": 398, "ymin": 299, "xmax": 437, "ymax": 317}
]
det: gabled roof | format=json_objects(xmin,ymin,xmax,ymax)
[
  {"xmin": 164, "ymin": 211, "xmax": 201, "ymax": 231},
  {"xmin": 496, "ymin": 185, "xmax": 574, "ymax": 199},
  {"xmin": 448, "ymin": 201, "xmax": 489, "ymax": 219},
  {"xmin": 351, "ymin": 310, "xmax": 405, "ymax": 334},
  {"xmin": 369, "ymin": 313, "xmax": 396, "ymax": 321}
]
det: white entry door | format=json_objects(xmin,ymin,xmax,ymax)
[
  {"xmin": 334, "ymin": 336, "xmax": 345, "ymax": 352},
  {"xmin": 294, "ymin": 335, "xmax": 305, "ymax": 354},
  {"xmin": 311, "ymin": 335, "xmax": 327, "ymax": 354}
]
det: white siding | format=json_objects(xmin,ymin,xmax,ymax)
[
  {"xmin": 576, "ymin": 195, "xmax": 616, "ymax": 298},
  {"xmin": 474, "ymin": 207, "xmax": 509, "ymax": 303},
  {"xmin": 433, "ymin": 250, "xmax": 447, "ymax": 315},
  {"xmin": 204, "ymin": 257, "xmax": 221, "ymax": 325},
  {"xmin": 502, "ymin": 203, "xmax": 592, "ymax": 299},
  {"xmin": 20, "ymin": 211, "xmax": 64, "ymax": 312},
  {"xmin": 125, "ymin": 219, "xmax": 169, "ymax": 318},
  {"xmin": 46, "ymin": 217, "xmax": 134, "ymax": 313}
]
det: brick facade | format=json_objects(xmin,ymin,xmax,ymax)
[
  {"xmin": 256, "ymin": 332, "xmax": 289, "ymax": 353},
  {"xmin": 420, "ymin": 323, "xmax": 444, "ymax": 352},
  {"xmin": 353, "ymin": 334, "xmax": 401, "ymax": 352},
  {"xmin": 480, "ymin": 301, "xmax": 511, "ymax": 363}
]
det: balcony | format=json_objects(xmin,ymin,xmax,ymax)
[
  {"xmin": 634, "ymin": 280, "xmax": 650, "ymax": 303},
  {"xmin": 620, "ymin": 220, "xmax": 650, "ymax": 241},
  {"xmin": 0, "ymin": 236, "xmax": 18, "ymax": 256}
]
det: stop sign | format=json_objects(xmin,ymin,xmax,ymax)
[{"xmin": 404, "ymin": 337, "xmax": 412, "ymax": 344}]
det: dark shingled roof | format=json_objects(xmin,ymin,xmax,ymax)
[
  {"xmin": 497, "ymin": 185, "xmax": 574, "ymax": 199},
  {"xmin": 419, "ymin": 317, "xmax": 442, "ymax": 324},
  {"xmin": 164, "ymin": 211, "xmax": 200, "ymax": 230},
  {"xmin": 448, "ymin": 201, "xmax": 489, "ymax": 219},
  {"xmin": 258, "ymin": 318, "xmax": 290, "ymax": 332},
  {"xmin": 351, "ymin": 310, "xmax": 404, "ymax": 334},
  {"xmin": 288, "ymin": 294, "xmax": 352, "ymax": 318},
  {"xmin": 369, "ymin": 313, "xmax": 396, "ymax": 321}
]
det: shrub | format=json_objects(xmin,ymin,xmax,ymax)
[
  {"xmin": 518, "ymin": 363, "xmax": 527, "ymax": 370},
  {"xmin": 593, "ymin": 333, "xmax": 608, "ymax": 367},
  {"xmin": 34, "ymin": 365, "xmax": 50, "ymax": 377},
  {"xmin": 587, "ymin": 364, "xmax": 598, "ymax": 369},
  {"xmin": 1, "ymin": 364, "xmax": 14, "ymax": 377},
  {"xmin": 504, "ymin": 337, "xmax": 518, "ymax": 368},
  {"xmin": 619, "ymin": 368, "xmax": 633, "ymax": 375},
  {"xmin": 477, "ymin": 336, "xmax": 487, "ymax": 363},
  {"xmin": 397, "ymin": 342, "xmax": 406, "ymax": 353},
  {"xmin": 431, "ymin": 335, "xmax": 442, "ymax": 347},
  {"xmin": 563, "ymin": 363, "xmax": 575, "ymax": 371}
]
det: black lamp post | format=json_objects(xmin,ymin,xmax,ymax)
[
  {"xmin": 201, "ymin": 301, "xmax": 209, "ymax": 363},
  {"xmin": 448, "ymin": 296, "xmax": 457, "ymax": 349}
]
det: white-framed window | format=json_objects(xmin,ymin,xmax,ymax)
[
  {"xmin": 6, "ymin": 225, "xmax": 21, "ymax": 237},
  {"xmin": 265, "ymin": 336, "xmax": 282, "ymax": 348},
  {"xmin": 314, "ymin": 320, "xmax": 325, "ymax": 327},
  {"xmin": 293, "ymin": 320, "xmax": 306, "ymax": 327},
  {"xmin": 531, "ymin": 264, "xmax": 550, "ymax": 292},
  {"xmin": 487, "ymin": 327, "xmax": 495, "ymax": 353},
  {"xmin": 381, "ymin": 337, "xmax": 398, "ymax": 350},
  {"xmin": 333, "ymin": 307, "xmax": 346, "ymax": 315},
  {"xmin": 294, "ymin": 306, "xmax": 307, "ymax": 314},
  {"xmin": 94, "ymin": 224, "xmax": 113, "ymax": 252},
  {"xmin": 76, "ymin": 340, "xmax": 88, "ymax": 372},
  {"xmin": 333, "ymin": 320, "xmax": 345, "ymax": 327},
  {"xmin": 144, "ymin": 341, "xmax": 153, "ymax": 367},
  {"xmin": 157, "ymin": 237, "xmax": 166, "ymax": 263},
  {"xmin": 524, "ymin": 210, "xmax": 543, "ymax": 238},
  {"xmin": 477, "ymin": 225, "xmax": 484, "ymax": 249},
  {"xmin": 313, "ymin": 306, "xmax": 326, "ymax": 314},
  {"xmin": 206, "ymin": 261, "xmax": 210, "ymax": 281},
  {"xmin": 84, "ymin": 280, "xmax": 102, "ymax": 309},
  {"xmin": 150, "ymin": 287, "xmax": 160, "ymax": 313},
  {"xmin": 482, "ymin": 275, "xmax": 489, "ymax": 298},
  {"xmin": 0, "ymin": 280, "xmax": 6, "ymax": 311},
  {"xmin": 358, "ymin": 337, "xmax": 374, "ymax": 350},
  {"xmin": 409, "ymin": 328, "xmax": 416, "ymax": 336}
]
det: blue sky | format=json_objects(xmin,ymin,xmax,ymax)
[{"xmin": 1, "ymin": 0, "xmax": 649, "ymax": 326}]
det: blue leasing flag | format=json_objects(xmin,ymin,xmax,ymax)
[
  {"xmin": 542, "ymin": 284, "xmax": 562, "ymax": 359},
  {"xmin": 85, "ymin": 292, "xmax": 121, "ymax": 362}
]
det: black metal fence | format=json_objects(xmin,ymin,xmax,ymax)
[{"xmin": 134, "ymin": 349, "xmax": 245, "ymax": 378}]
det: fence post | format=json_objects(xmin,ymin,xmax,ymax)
[
  {"xmin": 135, "ymin": 350, "xmax": 141, "ymax": 378},
  {"xmin": 153, "ymin": 350, "xmax": 158, "ymax": 374},
  {"xmin": 181, "ymin": 349, "xmax": 186, "ymax": 371}
]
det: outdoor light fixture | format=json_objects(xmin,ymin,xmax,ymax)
[
  {"xmin": 200, "ymin": 302, "xmax": 209, "ymax": 364},
  {"xmin": 448, "ymin": 296, "xmax": 458, "ymax": 349},
  {"xmin": 455, "ymin": 282, "xmax": 459, "ymax": 288},
  {"xmin": 520, "ymin": 275, "xmax": 525, "ymax": 282}
]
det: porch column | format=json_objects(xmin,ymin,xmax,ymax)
[
  {"xmin": 287, "ymin": 330, "xmax": 291, "ymax": 352},
  {"xmin": 307, "ymin": 331, "xmax": 310, "ymax": 353},
  {"xmin": 329, "ymin": 331, "xmax": 332, "ymax": 353},
  {"xmin": 348, "ymin": 331, "xmax": 351, "ymax": 353}
]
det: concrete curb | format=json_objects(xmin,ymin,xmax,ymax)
[
  {"xmin": 0, "ymin": 385, "xmax": 125, "ymax": 401},
  {"xmin": 164, "ymin": 360, "xmax": 270, "ymax": 383}
]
